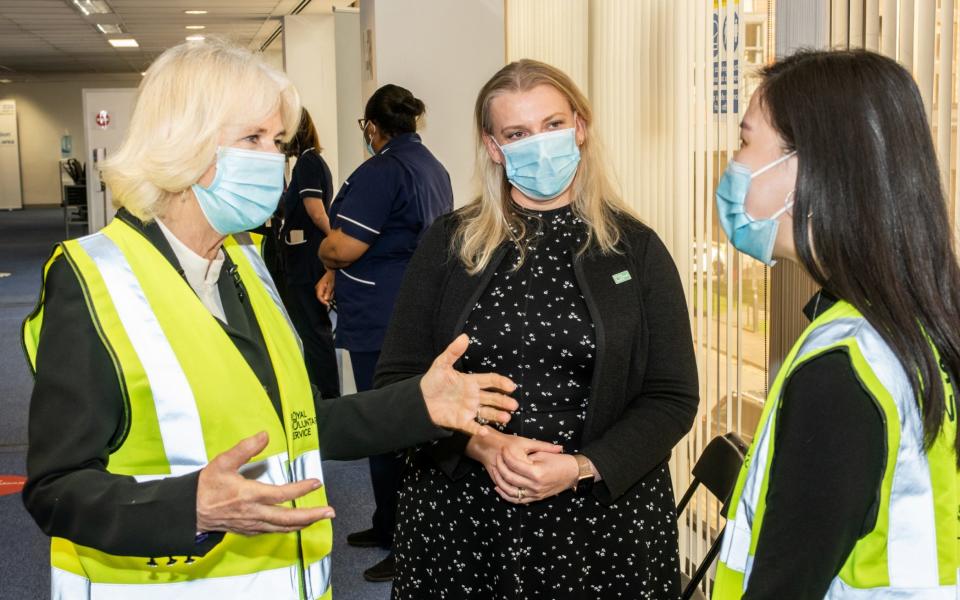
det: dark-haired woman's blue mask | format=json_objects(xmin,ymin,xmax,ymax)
[
  {"xmin": 496, "ymin": 128, "xmax": 581, "ymax": 201},
  {"xmin": 716, "ymin": 151, "xmax": 796, "ymax": 266}
]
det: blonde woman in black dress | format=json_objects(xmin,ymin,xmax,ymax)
[{"xmin": 376, "ymin": 60, "xmax": 699, "ymax": 599}]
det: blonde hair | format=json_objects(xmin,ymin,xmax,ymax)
[
  {"xmin": 101, "ymin": 37, "xmax": 301, "ymax": 222},
  {"xmin": 457, "ymin": 59, "xmax": 633, "ymax": 274}
]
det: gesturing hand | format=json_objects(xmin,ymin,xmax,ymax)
[
  {"xmin": 420, "ymin": 334, "xmax": 519, "ymax": 437},
  {"xmin": 196, "ymin": 431, "xmax": 335, "ymax": 535}
]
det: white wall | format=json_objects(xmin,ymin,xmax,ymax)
[
  {"xmin": 0, "ymin": 75, "xmax": 141, "ymax": 206},
  {"xmin": 284, "ymin": 13, "xmax": 341, "ymax": 182},
  {"xmin": 361, "ymin": 0, "xmax": 506, "ymax": 206},
  {"xmin": 334, "ymin": 8, "xmax": 365, "ymax": 184}
]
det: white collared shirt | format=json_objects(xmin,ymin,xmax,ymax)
[{"xmin": 156, "ymin": 219, "xmax": 228, "ymax": 324}]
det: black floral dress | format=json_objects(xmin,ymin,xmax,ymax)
[{"xmin": 392, "ymin": 205, "xmax": 680, "ymax": 600}]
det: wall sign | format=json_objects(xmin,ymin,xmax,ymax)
[
  {"xmin": 95, "ymin": 110, "xmax": 111, "ymax": 129},
  {"xmin": 0, "ymin": 99, "xmax": 23, "ymax": 210}
]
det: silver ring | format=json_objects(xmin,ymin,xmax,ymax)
[{"xmin": 475, "ymin": 410, "xmax": 489, "ymax": 426}]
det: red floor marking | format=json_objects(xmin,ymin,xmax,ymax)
[{"xmin": 0, "ymin": 475, "xmax": 27, "ymax": 496}]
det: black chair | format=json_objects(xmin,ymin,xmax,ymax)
[{"xmin": 676, "ymin": 432, "xmax": 749, "ymax": 600}]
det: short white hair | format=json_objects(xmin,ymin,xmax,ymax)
[{"xmin": 101, "ymin": 37, "xmax": 301, "ymax": 222}]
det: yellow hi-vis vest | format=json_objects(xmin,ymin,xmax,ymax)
[
  {"xmin": 712, "ymin": 300, "xmax": 959, "ymax": 599},
  {"xmin": 22, "ymin": 218, "xmax": 333, "ymax": 600}
]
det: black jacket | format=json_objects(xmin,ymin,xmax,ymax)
[
  {"xmin": 375, "ymin": 209, "xmax": 700, "ymax": 503},
  {"xmin": 22, "ymin": 209, "xmax": 445, "ymax": 558}
]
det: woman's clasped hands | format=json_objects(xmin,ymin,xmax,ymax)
[{"xmin": 466, "ymin": 427, "xmax": 580, "ymax": 504}]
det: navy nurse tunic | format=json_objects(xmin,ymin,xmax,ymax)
[{"xmin": 328, "ymin": 132, "xmax": 453, "ymax": 352}]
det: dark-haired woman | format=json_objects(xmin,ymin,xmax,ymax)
[
  {"xmin": 280, "ymin": 108, "xmax": 339, "ymax": 400},
  {"xmin": 712, "ymin": 49, "xmax": 960, "ymax": 599},
  {"xmin": 319, "ymin": 83, "xmax": 453, "ymax": 581}
]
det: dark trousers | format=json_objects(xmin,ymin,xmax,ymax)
[
  {"xmin": 285, "ymin": 284, "xmax": 340, "ymax": 400},
  {"xmin": 350, "ymin": 350, "xmax": 405, "ymax": 549}
]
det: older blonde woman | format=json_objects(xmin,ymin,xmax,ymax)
[
  {"xmin": 377, "ymin": 60, "xmax": 699, "ymax": 599},
  {"xmin": 20, "ymin": 39, "xmax": 516, "ymax": 600}
]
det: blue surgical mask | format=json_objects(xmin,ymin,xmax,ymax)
[
  {"xmin": 363, "ymin": 123, "xmax": 376, "ymax": 157},
  {"xmin": 716, "ymin": 151, "xmax": 796, "ymax": 266},
  {"xmin": 192, "ymin": 146, "xmax": 285, "ymax": 235},
  {"xmin": 496, "ymin": 127, "xmax": 581, "ymax": 201}
]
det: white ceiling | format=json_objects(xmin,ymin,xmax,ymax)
[{"xmin": 0, "ymin": 0, "xmax": 354, "ymax": 80}]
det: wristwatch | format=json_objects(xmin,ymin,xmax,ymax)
[{"xmin": 572, "ymin": 454, "xmax": 595, "ymax": 494}]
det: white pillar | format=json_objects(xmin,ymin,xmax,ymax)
[{"xmin": 359, "ymin": 0, "xmax": 505, "ymax": 207}]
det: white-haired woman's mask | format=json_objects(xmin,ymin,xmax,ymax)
[{"xmin": 192, "ymin": 147, "xmax": 285, "ymax": 234}]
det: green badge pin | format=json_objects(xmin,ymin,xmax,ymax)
[{"xmin": 612, "ymin": 270, "xmax": 632, "ymax": 284}]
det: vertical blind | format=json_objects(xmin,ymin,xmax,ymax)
[
  {"xmin": 830, "ymin": 0, "xmax": 959, "ymax": 215},
  {"xmin": 506, "ymin": 0, "xmax": 959, "ymax": 593}
]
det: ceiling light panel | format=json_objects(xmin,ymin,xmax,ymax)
[
  {"xmin": 108, "ymin": 38, "xmax": 139, "ymax": 48},
  {"xmin": 95, "ymin": 24, "xmax": 125, "ymax": 35},
  {"xmin": 71, "ymin": 0, "xmax": 113, "ymax": 16}
]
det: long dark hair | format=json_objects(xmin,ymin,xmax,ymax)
[
  {"xmin": 761, "ymin": 49, "xmax": 960, "ymax": 463},
  {"xmin": 286, "ymin": 108, "xmax": 322, "ymax": 157},
  {"xmin": 365, "ymin": 84, "xmax": 425, "ymax": 138}
]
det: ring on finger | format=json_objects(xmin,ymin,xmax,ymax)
[
  {"xmin": 475, "ymin": 409, "xmax": 489, "ymax": 426},
  {"xmin": 517, "ymin": 487, "xmax": 525, "ymax": 500}
]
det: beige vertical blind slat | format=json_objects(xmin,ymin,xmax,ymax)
[
  {"xmin": 851, "ymin": 0, "xmax": 867, "ymax": 46},
  {"xmin": 882, "ymin": 0, "xmax": 899, "ymax": 54},
  {"xmin": 936, "ymin": 0, "xmax": 954, "ymax": 195},
  {"xmin": 866, "ymin": 0, "xmax": 882, "ymax": 49},
  {"xmin": 915, "ymin": 0, "xmax": 937, "ymax": 121},
  {"xmin": 900, "ymin": 0, "xmax": 916, "ymax": 67},
  {"xmin": 832, "ymin": 0, "xmax": 851, "ymax": 46},
  {"xmin": 952, "ymin": 0, "xmax": 960, "ymax": 224}
]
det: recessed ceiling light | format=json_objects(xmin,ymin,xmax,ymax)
[
  {"xmin": 72, "ymin": 0, "xmax": 112, "ymax": 16},
  {"xmin": 108, "ymin": 38, "xmax": 139, "ymax": 48},
  {"xmin": 184, "ymin": 10, "xmax": 208, "ymax": 15},
  {"xmin": 0, "ymin": 79, "xmax": 11, "ymax": 84},
  {"xmin": 185, "ymin": 25, "xmax": 206, "ymax": 30},
  {"xmin": 95, "ymin": 23, "xmax": 124, "ymax": 34},
  {"xmin": 185, "ymin": 35, "xmax": 205, "ymax": 42},
  {"xmin": 140, "ymin": 72, "xmax": 146, "ymax": 76}
]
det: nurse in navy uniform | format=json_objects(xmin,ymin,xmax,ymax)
[
  {"xmin": 280, "ymin": 109, "xmax": 339, "ymax": 400},
  {"xmin": 318, "ymin": 84, "xmax": 454, "ymax": 582}
]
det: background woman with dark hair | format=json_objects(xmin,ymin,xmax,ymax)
[
  {"xmin": 712, "ymin": 49, "xmax": 960, "ymax": 599},
  {"xmin": 319, "ymin": 83, "xmax": 454, "ymax": 581},
  {"xmin": 279, "ymin": 109, "xmax": 339, "ymax": 400}
]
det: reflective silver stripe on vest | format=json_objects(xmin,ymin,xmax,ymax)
[
  {"xmin": 825, "ymin": 575, "xmax": 957, "ymax": 599},
  {"xmin": 720, "ymin": 316, "xmax": 943, "ymax": 592},
  {"xmin": 52, "ymin": 556, "xmax": 332, "ymax": 600},
  {"xmin": 52, "ymin": 567, "xmax": 90, "ymax": 599},
  {"xmin": 304, "ymin": 554, "xmax": 332, "ymax": 599},
  {"xmin": 134, "ymin": 450, "xmax": 324, "ymax": 487},
  {"xmin": 291, "ymin": 448, "xmax": 325, "ymax": 485},
  {"xmin": 846, "ymin": 320, "xmax": 938, "ymax": 588},
  {"xmin": 77, "ymin": 233, "xmax": 207, "ymax": 475},
  {"xmin": 718, "ymin": 400, "xmax": 776, "ymax": 583},
  {"xmin": 233, "ymin": 241, "xmax": 303, "ymax": 355}
]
